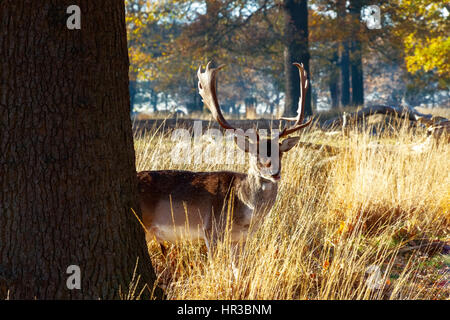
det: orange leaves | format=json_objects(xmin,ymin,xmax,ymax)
[
  {"xmin": 337, "ymin": 221, "xmax": 346, "ymax": 235},
  {"xmin": 323, "ymin": 260, "xmax": 330, "ymax": 271},
  {"xmin": 333, "ymin": 220, "xmax": 356, "ymax": 244}
]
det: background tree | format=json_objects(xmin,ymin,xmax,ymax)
[
  {"xmin": 126, "ymin": 0, "xmax": 449, "ymax": 115},
  {"xmin": 336, "ymin": 0, "xmax": 351, "ymax": 107},
  {"xmin": 309, "ymin": 1, "xmax": 344, "ymax": 109},
  {"xmin": 348, "ymin": 0, "xmax": 366, "ymax": 106},
  {"xmin": 282, "ymin": 0, "xmax": 311, "ymax": 116},
  {"xmin": 390, "ymin": 0, "xmax": 449, "ymax": 80},
  {"xmin": 0, "ymin": 1, "xmax": 160, "ymax": 299},
  {"xmin": 363, "ymin": 0, "xmax": 449, "ymax": 106}
]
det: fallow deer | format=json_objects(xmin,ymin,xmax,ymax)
[{"xmin": 137, "ymin": 62, "xmax": 312, "ymax": 256}]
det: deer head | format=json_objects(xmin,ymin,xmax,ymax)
[{"xmin": 198, "ymin": 61, "xmax": 312, "ymax": 182}]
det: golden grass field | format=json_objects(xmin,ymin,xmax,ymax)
[{"xmin": 134, "ymin": 114, "xmax": 449, "ymax": 300}]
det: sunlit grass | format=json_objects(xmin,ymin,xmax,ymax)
[{"xmin": 135, "ymin": 119, "xmax": 449, "ymax": 300}]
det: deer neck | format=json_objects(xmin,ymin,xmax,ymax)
[{"xmin": 237, "ymin": 163, "xmax": 278, "ymax": 212}]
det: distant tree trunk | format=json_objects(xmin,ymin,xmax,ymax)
[
  {"xmin": 337, "ymin": 0, "xmax": 350, "ymax": 107},
  {"xmin": 164, "ymin": 93, "xmax": 169, "ymax": 110},
  {"xmin": 189, "ymin": 74, "xmax": 202, "ymax": 113},
  {"xmin": 329, "ymin": 79, "xmax": 339, "ymax": 109},
  {"xmin": 311, "ymin": 87, "xmax": 318, "ymax": 110},
  {"xmin": 129, "ymin": 80, "xmax": 137, "ymax": 113},
  {"xmin": 205, "ymin": 0, "xmax": 221, "ymax": 54},
  {"xmin": 340, "ymin": 42, "xmax": 351, "ymax": 107},
  {"xmin": 150, "ymin": 87, "xmax": 158, "ymax": 112},
  {"xmin": 201, "ymin": 0, "xmax": 221, "ymax": 113},
  {"xmin": 282, "ymin": 0, "xmax": 311, "ymax": 117},
  {"xmin": 271, "ymin": 91, "xmax": 281, "ymax": 115},
  {"xmin": 349, "ymin": 0, "xmax": 364, "ymax": 106},
  {"xmin": 329, "ymin": 44, "xmax": 340, "ymax": 109},
  {"xmin": 129, "ymin": 69, "xmax": 139, "ymax": 114},
  {"xmin": 350, "ymin": 40, "xmax": 364, "ymax": 106},
  {"xmin": 230, "ymin": 101, "xmax": 239, "ymax": 115},
  {"xmin": 245, "ymin": 97, "xmax": 257, "ymax": 118},
  {"xmin": 0, "ymin": 1, "xmax": 160, "ymax": 299}
]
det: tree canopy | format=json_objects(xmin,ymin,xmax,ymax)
[{"xmin": 125, "ymin": 0, "xmax": 449, "ymax": 115}]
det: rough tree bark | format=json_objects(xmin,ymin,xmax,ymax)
[
  {"xmin": 282, "ymin": 0, "xmax": 311, "ymax": 117},
  {"xmin": 0, "ymin": 1, "xmax": 160, "ymax": 299}
]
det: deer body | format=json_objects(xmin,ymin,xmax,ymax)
[
  {"xmin": 138, "ymin": 167, "xmax": 278, "ymax": 247},
  {"xmin": 138, "ymin": 61, "xmax": 311, "ymax": 255}
]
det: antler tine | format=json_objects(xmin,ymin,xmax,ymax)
[
  {"xmin": 197, "ymin": 61, "xmax": 236, "ymax": 131},
  {"xmin": 278, "ymin": 62, "xmax": 312, "ymax": 138}
]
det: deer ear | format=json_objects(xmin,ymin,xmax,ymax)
[{"xmin": 279, "ymin": 136, "xmax": 300, "ymax": 153}]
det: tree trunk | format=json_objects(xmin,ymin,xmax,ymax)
[
  {"xmin": 150, "ymin": 87, "xmax": 158, "ymax": 112},
  {"xmin": 329, "ymin": 78, "xmax": 339, "ymax": 109},
  {"xmin": 190, "ymin": 74, "xmax": 202, "ymax": 113},
  {"xmin": 349, "ymin": 0, "xmax": 364, "ymax": 106},
  {"xmin": 0, "ymin": 1, "xmax": 160, "ymax": 299},
  {"xmin": 340, "ymin": 42, "xmax": 351, "ymax": 107},
  {"xmin": 337, "ymin": 0, "xmax": 350, "ymax": 107},
  {"xmin": 350, "ymin": 40, "xmax": 364, "ymax": 106},
  {"xmin": 282, "ymin": 0, "xmax": 311, "ymax": 117},
  {"xmin": 129, "ymin": 80, "xmax": 137, "ymax": 114},
  {"xmin": 329, "ymin": 44, "xmax": 340, "ymax": 109}
]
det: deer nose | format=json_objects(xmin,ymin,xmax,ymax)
[{"xmin": 271, "ymin": 173, "xmax": 281, "ymax": 181}]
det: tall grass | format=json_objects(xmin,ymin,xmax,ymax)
[{"xmin": 134, "ymin": 120, "xmax": 449, "ymax": 300}]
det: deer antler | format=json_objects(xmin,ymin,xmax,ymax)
[
  {"xmin": 278, "ymin": 63, "xmax": 312, "ymax": 138},
  {"xmin": 197, "ymin": 61, "xmax": 253, "ymax": 141},
  {"xmin": 198, "ymin": 61, "xmax": 312, "ymax": 143},
  {"xmin": 198, "ymin": 62, "xmax": 235, "ymax": 130}
]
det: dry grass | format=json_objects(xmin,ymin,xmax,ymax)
[{"xmin": 134, "ymin": 119, "xmax": 449, "ymax": 300}]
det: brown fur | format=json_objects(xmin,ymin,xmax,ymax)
[{"xmin": 137, "ymin": 168, "xmax": 278, "ymax": 249}]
